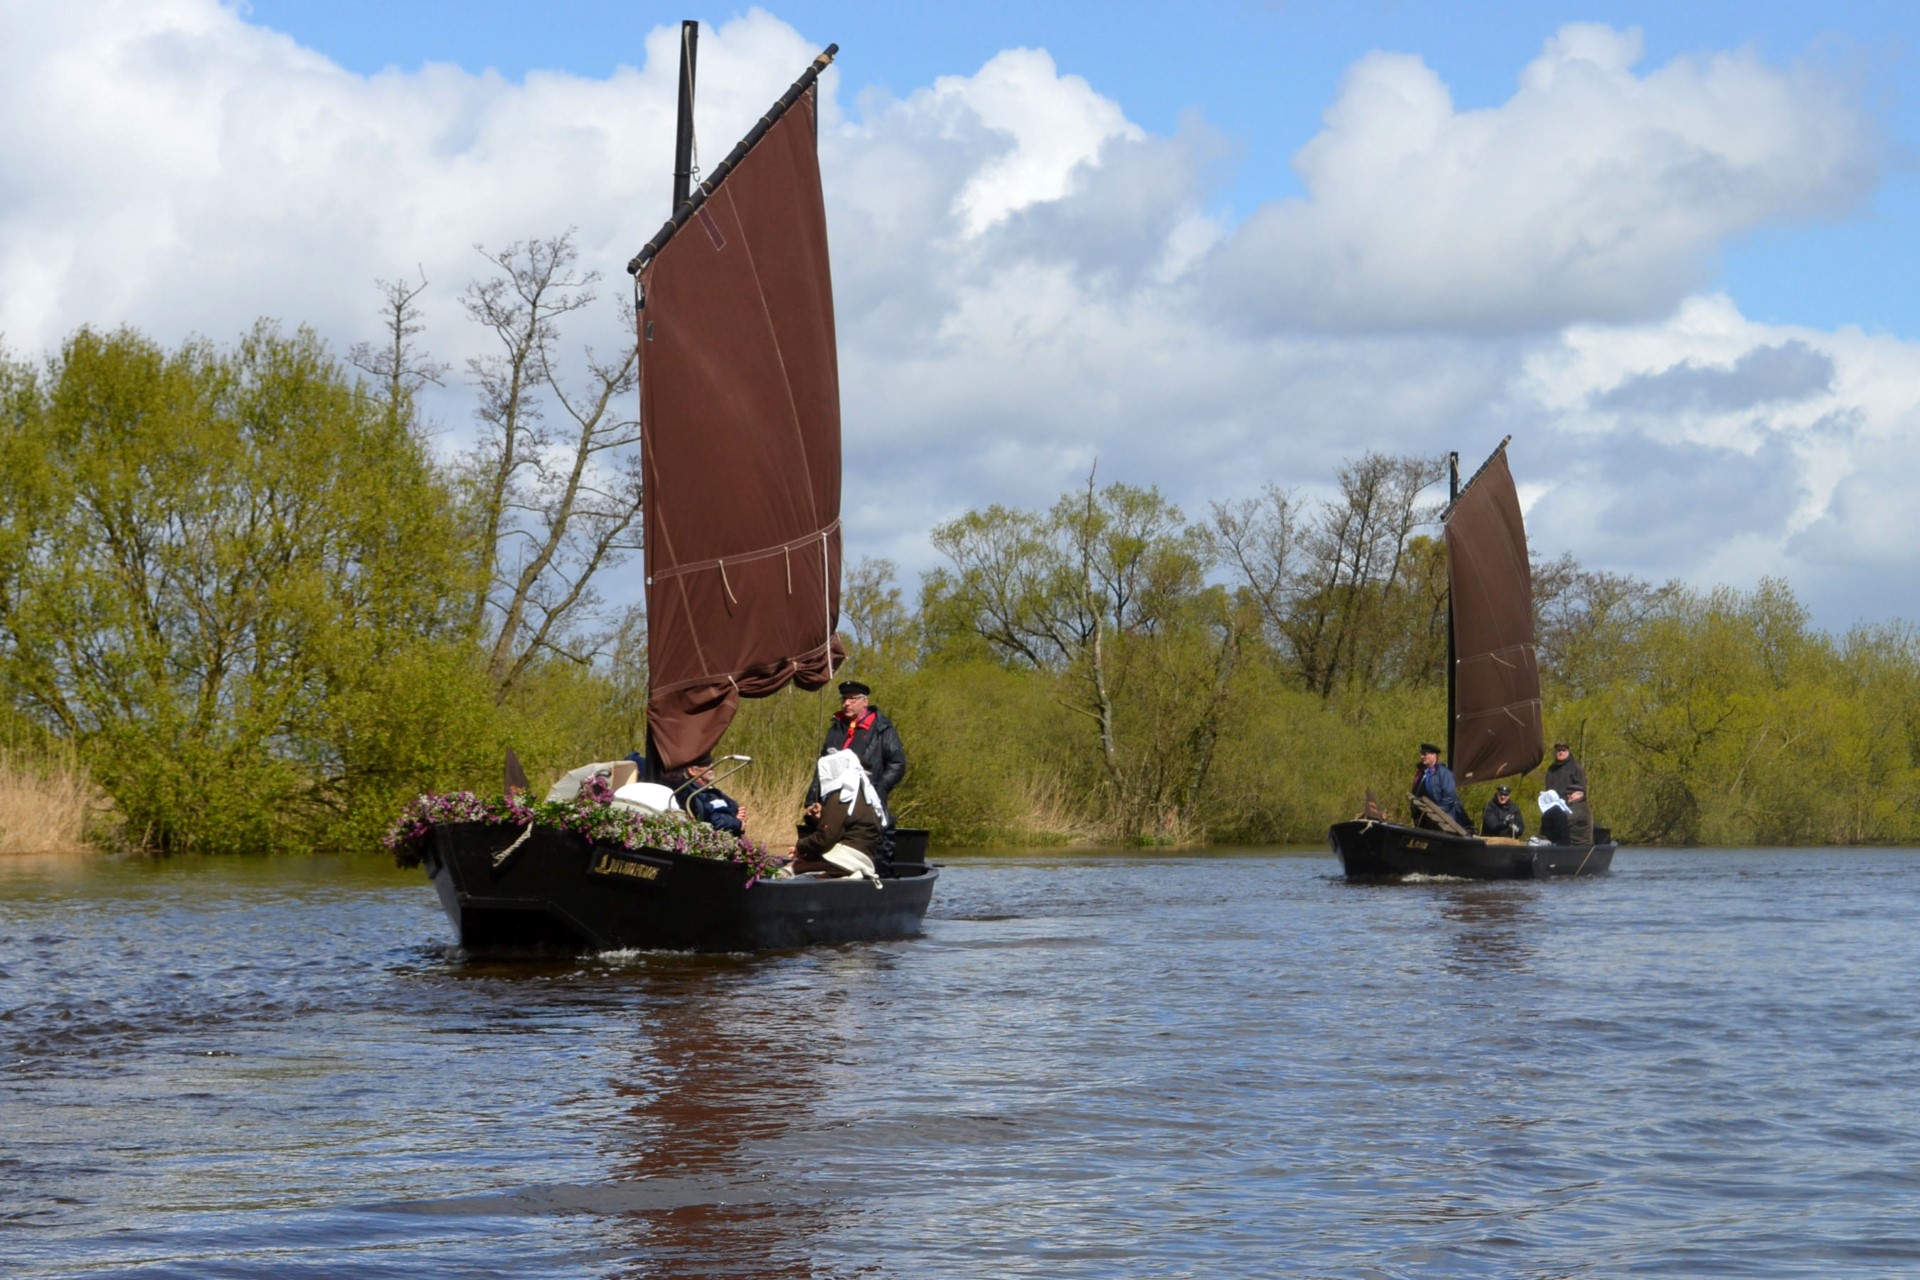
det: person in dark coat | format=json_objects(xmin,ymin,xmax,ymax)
[
  {"xmin": 1544, "ymin": 741, "xmax": 1593, "ymax": 844},
  {"xmin": 806, "ymin": 681, "xmax": 906, "ymax": 869},
  {"xmin": 1481, "ymin": 783, "xmax": 1525, "ymax": 838},
  {"xmin": 1410, "ymin": 742, "xmax": 1471, "ymax": 830},
  {"xmin": 1537, "ymin": 795, "xmax": 1573, "ymax": 845},
  {"xmin": 811, "ymin": 681, "xmax": 907, "ymax": 804},
  {"xmin": 670, "ymin": 754, "xmax": 746, "ymax": 836}
]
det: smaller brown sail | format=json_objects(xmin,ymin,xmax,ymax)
[
  {"xmin": 1444, "ymin": 446, "xmax": 1543, "ymax": 785},
  {"xmin": 634, "ymin": 54, "xmax": 844, "ymax": 772}
]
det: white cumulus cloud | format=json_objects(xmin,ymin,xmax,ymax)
[
  {"xmin": 0, "ymin": 6, "xmax": 1911, "ymax": 628},
  {"xmin": 1205, "ymin": 24, "xmax": 1879, "ymax": 334}
]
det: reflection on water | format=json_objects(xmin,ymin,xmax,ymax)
[
  {"xmin": 596, "ymin": 964, "xmax": 826, "ymax": 1278},
  {"xmin": 1432, "ymin": 882, "xmax": 1536, "ymax": 977},
  {"xmin": 7, "ymin": 848, "xmax": 1920, "ymax": 1277}
]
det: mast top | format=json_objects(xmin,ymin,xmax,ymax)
[{"xmin": 628, "ymin": 42, "xmax": 839, "ymax": 278}]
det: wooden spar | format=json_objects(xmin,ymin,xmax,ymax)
[
  {"xmin": 671, "ymin": 20, "xmax": 698, "ymax": 214},
  {"xmin": 1440, "ymin": 434, "xmax": 1514, "ymax": 522},
  {"xmin": 1446, "ymin": 450, "xmax": 1459, "ymax": 768},
  {"xmin": 627, "ymin": 42, "xmax": 840, "ymax": 278}
]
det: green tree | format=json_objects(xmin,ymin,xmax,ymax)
[
  {"xmin": 0, "ymin": 324, "xmax": 490, "ymax": 853},
  {"xmin": 924, "ymin": 476, "xmax": 1243, "ymax": 839}
]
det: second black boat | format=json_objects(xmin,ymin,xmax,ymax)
[{"xmin": 1329, "ymin": 440, "xmax": 1617, "ymax": 881}]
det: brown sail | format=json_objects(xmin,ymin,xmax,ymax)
[
  {"xmin": 1444, "ymin": 447, "xmax": 1543, "ymax": 785},
  {"xmin": 636, "ymin": 74, "xmax": 843, "ymax": 771}
]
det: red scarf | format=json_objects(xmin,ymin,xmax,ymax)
[{"xmin": 839, "ymin": 709, "xmax": 875, "ymax": 751}]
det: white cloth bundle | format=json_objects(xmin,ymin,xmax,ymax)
[
  {"xmin": 815, "ymin": 749, "xmax": 886, "ymax": 824},
  {"xmin": 1536, "ymin": 788, "xmax": 1572, "ymax": 815},
  {"xmin": 821, "ymin": 844, "xmax": 882, "ymax": 888}
]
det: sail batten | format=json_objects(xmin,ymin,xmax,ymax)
[
  {"xmin": 637, "ymin": 76, "xmax": 843, "ymax": 772},
  {"xmin": 1444, "ymin": 448, "xmax": 1543, "ymax": 785}
]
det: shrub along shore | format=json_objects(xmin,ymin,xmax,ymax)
[{"xmin": 5, "ymin": 323, "xmax": 1918, "ymax": 856}]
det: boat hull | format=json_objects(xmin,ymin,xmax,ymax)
[
  {"xmin": 421, "ymin": 821, "xmax": 937, "ymax": 953},
  {"xmin": 1328, "ymin": 819, "xmax": 1614, "ymax": 881}
]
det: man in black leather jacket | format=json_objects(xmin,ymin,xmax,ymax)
[
  {"xmin": 810, "ymin": 681, "xmax": 907, "ymax": 805},
  {"xmin": 1480, "ymin": 784, "xmax": 1525, "ymax": 838},
  {"xmin": 803, "ymin": 681, "xmax": 906, "ymax": 873}
]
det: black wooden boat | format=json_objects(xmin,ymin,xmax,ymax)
[
  {"xmin": 1329, "ymin": 440, "xmax": 1616, "ymax": 881},
  {"xmin": 413, "ymin": 27, "xmax": 937, "ymax": 951},
  {"xmin": 422, "ymin": 822, "xmax": 936, "ymax": 952},
  {"xmin": 1328, "ymin": 819, "xmax": 1614, "ymax": 881}
]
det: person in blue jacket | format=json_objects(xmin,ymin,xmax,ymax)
[
  {"xmin": 670, "ymin": 754, "xmax": 746, "ymax": 836},
  {"xmin": 1410, "ymin": 742, "xmax": 1471, "ymax": 830}
]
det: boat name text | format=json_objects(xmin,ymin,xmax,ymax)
[{"xmin": 591, "ymin": 853, "xmax": 662, "ymax": 882}]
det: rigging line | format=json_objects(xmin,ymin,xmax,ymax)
[
  {"xmin": 682, "ymin": 36, "xmax": 701, "ymax": 186},
  {"xmin": 718, "ymin": 558, "xmax": 738, "ymax": 604},
  {"xmin": 821, "ymin": 530, "xmax": 832, "ymax": 660},
  {"xmin": 785, "ymin": 544, "xmax": 793, "ymax": 593}
]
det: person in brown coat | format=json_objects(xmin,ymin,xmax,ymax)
[{"xmin": 786, "ymin": 749, "xmax": 885, "ymax": 883}]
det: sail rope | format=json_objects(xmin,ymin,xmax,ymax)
[
  {"xmin": 718, "ymin": 558, "xmax": 738, "ymax": 604},
  {"xmin": 821, "ymin": 530, "xmax": 833, "ymax": 661},
  {"xmin": 681, "ymin": 35, "xmax": 702, "ymax": 187},
  {"xmin": 492, "ymin": 822, "xmax": 536, "ymax": 868}
]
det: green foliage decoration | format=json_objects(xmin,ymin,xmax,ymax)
[{"xmin": 383, "ymin": 772, "xmax": 783, "ymax": 882}]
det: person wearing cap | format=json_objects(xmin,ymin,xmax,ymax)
[
  {"xmin": 811, "ymin": 680, "xmax": 906, "ymax": 806},
  {"xmin": 670, "ymin": 753, "xmax": 746, "ymax": 837},
  {"xmin": 806, "ymin": 680, "xmax": 907, "ymax": 870},
  {"xmin": 1544, "ymin": 741, "xmax": 1592, "ymax": 844},
  {"xmin": 1480, "ymin": 783, "xmax": 1526, "ymax": 839},
  {"xmin": 1410, "ymin": 742, "xmax": 1470, "ymax": 830}
]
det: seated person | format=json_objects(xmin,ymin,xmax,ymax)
[
  {"xmin": 670, "ymin": 753, "xmax": 746, "ymax": 836},
  {"xmin": 786, "ymin": 749, "xmax": 886, "ymax": 883},
  {"xmin": 1481, "ymin": 784, "xmax": 1525, "ymax": 838},
  {"xmin": 1536, "ymin": 789, "xmax": 1573, "ymax": 845}
]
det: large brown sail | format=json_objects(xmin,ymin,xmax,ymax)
[
  {"xmin": 636, "ymin": 79, "xmax": 842, "ymax": 771},
  {"xmin": 1444, "ymin": 447, "xmax": 1543, "ymax": 785}
]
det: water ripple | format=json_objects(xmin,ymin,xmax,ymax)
[{"xmin": 6, "ymin": 848, "xmax": 1920, "ymax": 1276}]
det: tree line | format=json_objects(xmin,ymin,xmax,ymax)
[
  {"xmin": 4, "ymin": 240, "xmax": 1917, "ymax": 852},
  {"xmin": 0, "ymin": 233, "xmax": 651, "ymax": 854}
]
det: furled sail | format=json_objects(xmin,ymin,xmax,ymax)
[
  {"xmin": 634, "ymin": 70, "xmax": 843, "ymax": 771},
  {"xmin": 1444, "ymin": 447, "xmax": 1543, "ymax": 785}
]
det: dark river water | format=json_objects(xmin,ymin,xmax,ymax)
[{"xmin": 5, "ymin": 847, "xmax": 1920, "ymax": 1278}]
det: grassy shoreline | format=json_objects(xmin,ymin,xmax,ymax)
[{"xmin": 0, "ymin": 749, "xmax": 100, "ymax": 856}]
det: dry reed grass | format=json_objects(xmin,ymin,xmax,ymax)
[
  {"xmin": 699, "ymin": 751, "xmax": 1121, "ymax": 850},
  {"xmin": 0, "ymin": 748, "xmax": 100, "ymax": 855},
  {"xmin": 725, "ymin": 760, "xmax": 816, "ymax": 849},
  {"xmin": 998, "ymin": 771, "xmax": 1108, "ymax": 846}
]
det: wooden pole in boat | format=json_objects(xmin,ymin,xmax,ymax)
[
  {"xmin": 629, "ymin": 43, "xmax": 840, "ymax": 276},
  {"xmin": 639, "ymin": 19, "xmax": 700, "ymax": 787},
  {"xmin": 672, "ymin": 20, "xmax": 698, "ymax": 215},
  {"xmin": 1446, "ymin": 450, "xmax": 1459, "ymax": 768}
]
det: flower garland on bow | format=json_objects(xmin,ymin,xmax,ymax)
[{"xmin": 382, "ymin": 772, "xmax": 785, "ymax": 885}]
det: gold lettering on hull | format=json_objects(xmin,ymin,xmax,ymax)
[
  {"xmin": 591, "ymin": 852, "xmax": 663, "ymax": 882},
  {"xmin": 1406, "ymin": 840, "xmax": 1428, "ymax": 850}
]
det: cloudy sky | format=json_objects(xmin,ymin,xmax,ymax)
[{"xmin": 7, "ymin": 0, "xmax": 1920, "ymax": 631}]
